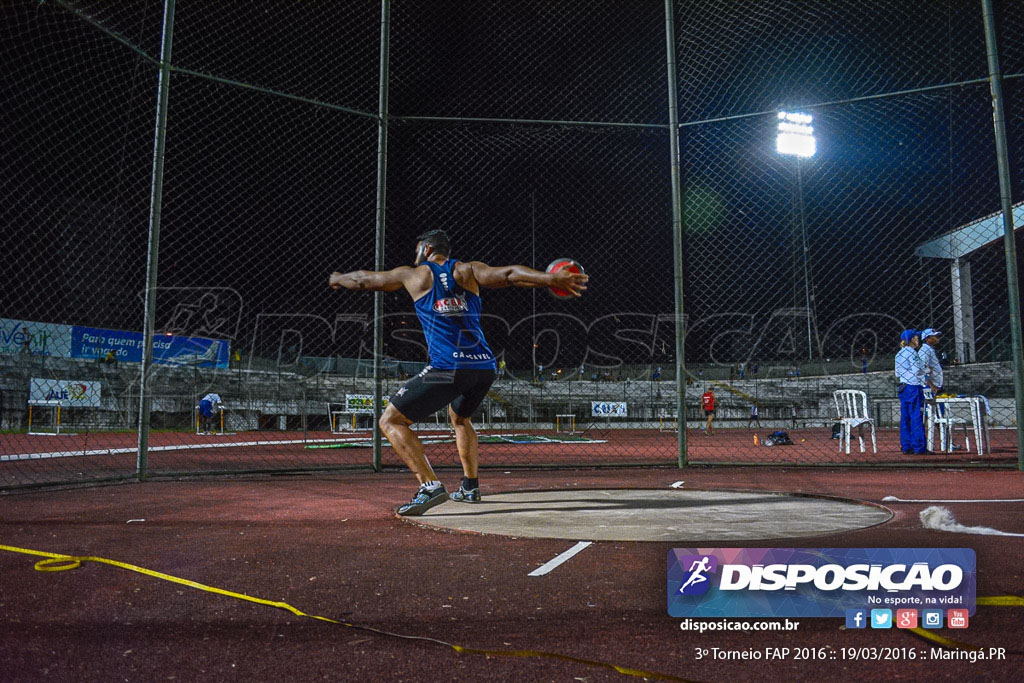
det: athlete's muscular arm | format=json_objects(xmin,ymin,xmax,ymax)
[
  {"xmin": 329, "ymin": 266, "xmax": 425, "ymax": 293},
  {"xmin": 465, "ymin": 262, "xmax": 588, "ymax": 296}
]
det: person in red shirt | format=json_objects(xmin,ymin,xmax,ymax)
[{"xmin": 701, "ymin": 387, "xmax": 716, "ymax": 436}]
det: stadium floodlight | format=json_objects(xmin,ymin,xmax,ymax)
[
  {"xmin": 776, "ymin": 111, "xmax": 816, "ymax": 158},
  {"xmin": 776, "ymin": 111, "xmax": 817, "ymax": 360}
]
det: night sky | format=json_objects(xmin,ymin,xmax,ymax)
[{"xmin": 2, "ymin": 0, "xmax": 1022, "ymax": 372}]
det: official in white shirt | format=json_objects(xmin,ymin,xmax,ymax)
[
  {"xmin": 895, "ymin": 329, "xmax": 928, "ymax": 454},
  {"xmin": 198, "ymin": 392, "xmax": 223, "ymax": 433},
  {"xmin": 918, "ymin": 328, "xmax": 943, "ymax": 394}
]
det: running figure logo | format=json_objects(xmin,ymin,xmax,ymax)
[{"xmin": 677, "ymin": 555, "xmax": 718, "ymax": 595}]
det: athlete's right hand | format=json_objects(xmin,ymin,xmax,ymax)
[
  {"xmin": 551, "ymin": 269, "xmax": 589, "ymax": 296},
  {"xmin": 329, "ymin": 272, "xmax": 345, "ymax": 290}
]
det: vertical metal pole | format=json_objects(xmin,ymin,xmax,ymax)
[
  {"xmin": 372, "ymin": 0, "xmax": 391, "ymax": 472},
  {"xmin": 797, "ymin": 159, "xmax": 813, "ymax": 360},
  {"xmin": 136, "ymin": 0, "xmax": 176, "ymax": 480},
  {"xmin": 664, "ymin": 0, "xmax": 686, "ymax": 467},
  {"xmin": 981, "ymin": 0, "xmax": 1024, "ymax": 469},
  {"xmin": 531, "ymin": 190, "xmax": 537, "ymax": 379}
]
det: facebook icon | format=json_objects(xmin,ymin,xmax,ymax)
[{"xmin": 845, "ymin": 609, "xmax": 868, "ymax": 629}]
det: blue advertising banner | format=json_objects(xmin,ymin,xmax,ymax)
[
  {"xmin": 71, "ymin": 326, "xmax": 229, "ymax": 369},
  {"xmin": 668, "ymin": 548, "xmax": 976, "ymax": 618}
]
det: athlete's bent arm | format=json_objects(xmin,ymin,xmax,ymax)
[
  {"xmin": 467, "ymin": 261, "xmax": 588, "ymax": 295},
  {"xmin": 329, "ymin": 267, "xmax": 417, "ymax": 292}
]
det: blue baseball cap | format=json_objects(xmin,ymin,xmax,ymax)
[{"xmin": 900, "ymin": 329, "xmax": 919, "ymax": 343}]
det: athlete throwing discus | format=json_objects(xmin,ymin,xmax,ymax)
[{"xmin": 329, "ymin": 230, "xmax": 588, "ymax": 516}]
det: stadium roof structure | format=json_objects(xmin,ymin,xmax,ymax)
[
  {"xmin": 915, "ymin": 200, "xmax": 1024, "ymax": 260},
  {"xmin": 914, "ymin": 200, "xmax": 1022, "ymax": 364}
]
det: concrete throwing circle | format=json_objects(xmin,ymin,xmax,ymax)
[{"xmin": 417, "ymin": 489, "xmax": 891, "ymax": 541}]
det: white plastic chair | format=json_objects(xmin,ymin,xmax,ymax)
[
  {"xmin": 924, "ymin": 390, "xmax": 962, "ymax": 453},
  {"xmin": 833, "ymin": 389, "xmax": 877, "ymax": 454},
  {"xmin": 926, "ymin": 395, "xmax": 981, "ymax": 454}
]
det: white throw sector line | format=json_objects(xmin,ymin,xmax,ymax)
[
  {"xmin": 528, "ymin": 541, "xmax": 593, "ymax": 577},
  {"xmin": 919, "ymin": 506, "xmax": 1024, "ymax": 538},
  {"xmin": 883, "ymin": 496, "xmax": 1024, "ymax": 503}
]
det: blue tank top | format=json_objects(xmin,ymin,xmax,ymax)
[{"xmin": 413, "ymin": 259, "xmax": 496, "ymax": 370}]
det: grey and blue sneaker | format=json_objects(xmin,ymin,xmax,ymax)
[
  {"xmin": 396, "ymin": 484, "xmax": 448, "ymax": 516},
  {"xmin": 449, "ymin": 485, "xmax": 481, "ymax": 503}
]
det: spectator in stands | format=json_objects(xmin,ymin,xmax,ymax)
[
  {"xmin": 860, "ymin": 347, "xmax": 868, "ymax": 374},
  {"xmin": 895, "ymin": 329, "xmax": 929, "ymax": 454},
  {"xmin": 497, "ymin": 358, "xmax": 506, "ymax": 380},
  {"xmin": 21, "ymin": 327, "xmax": 31, "ymax": 354},
  {"xmin": 652, "ymin": 366, "xmax": 661, "ymax": 381},
  {"xmin": 198, "ymin": 392, "xmax": 224, "ymax": 434},
  {"xmin": 790, "ymin": 404, "xmax": 797, "ymax": 428},
  {"xmin": 701, "ymin": 387, "xmax": 716, "ymax": 436},
  {"xmin": 101, "ymin": 349, "xmax": 118, "ymax": 366},
  {"xmin": 578, "ymin": 362, "xmax": 585, "ymax": 377}
]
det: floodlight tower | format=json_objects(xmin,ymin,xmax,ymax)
[{"xmin": 777, "ymin": 111, "xmax": 816, "ymax": 361}]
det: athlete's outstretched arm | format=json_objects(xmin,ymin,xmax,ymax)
[
  {"xmin": 329, "ymin": 266, "xmax": 416, "ymax": 292},
  {"xmin": 467, "ymin": 261, "xmax": 588, "ymax": 296}
]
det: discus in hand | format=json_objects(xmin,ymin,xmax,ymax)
[{"xmin": 546, "ymin": 258, "xmax": 586, "ymax": 299}]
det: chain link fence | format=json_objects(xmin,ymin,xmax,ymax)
[{"xmin": 2, "ymin": 0, "xmax": 1022, "ymax": 488}]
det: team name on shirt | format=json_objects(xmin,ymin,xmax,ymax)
[{"xmin": 433, "ymin": 295, "xmax": 468, "ymax": 316}]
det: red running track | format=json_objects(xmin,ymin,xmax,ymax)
[{"xmin": 2, "ymin": 426, "xmax": 1018, "ymax": 488}]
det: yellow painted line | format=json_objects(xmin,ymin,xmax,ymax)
[
  {"xmin": 977, "ymin": 595, "xmax": 1024, "ymax": 606},
  {"xmin": 0, "ymin": 543, "xmax": 695, "ymax": 682}
]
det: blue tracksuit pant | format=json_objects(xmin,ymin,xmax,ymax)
[{"xmin": 898, "ymin": 384, "xmax": 926, "ymax": 453}]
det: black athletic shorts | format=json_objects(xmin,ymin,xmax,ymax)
[{"xmin": 389, "ymin": 366, "xmax": 496, "ymax": 422}]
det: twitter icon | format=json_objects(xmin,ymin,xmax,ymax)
[{"xmin": 870, "ymin": 609, "xmax": 893, "ymax": 629}]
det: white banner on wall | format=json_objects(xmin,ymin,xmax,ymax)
[
  {"xmin": 591, "ymin": 401, "xmax": 627, "ymax": 417},
  {"xmin": 1, "ymin": 318, "xmax": 73, "ymax": 357},
  {"xmin": 29, "ymin": 378, "xmax": 102, "ymax": 407}
]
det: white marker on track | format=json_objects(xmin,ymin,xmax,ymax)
[{"xmin": 528, "ymin": 541, "xmax": 593, "ymax": 576}]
